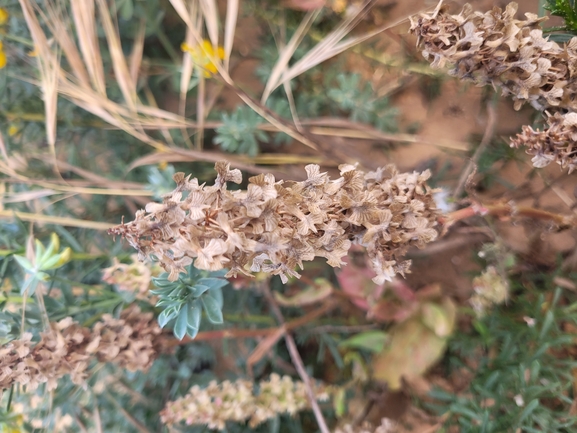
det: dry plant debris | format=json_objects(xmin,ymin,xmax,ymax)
[
  {"xmin": 160, "ymin": 373, "xmax": 330, "ymax": 429},
  {"xmin": 110, "ymin": 162, "xmax": 440, "ymax": 285},
  {"xmin": 0, "ymin": 306, "xmax": 166, "ymax": 391},
  {"xmin": 409, "ymin": 2, "xmax": 577, "ymax": 171}
]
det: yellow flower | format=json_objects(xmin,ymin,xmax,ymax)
[
  {"xmin": 0, "ymin": 8, "xmax": 8, "ymax": 25},
  {"xmin": 181, "ymin": 40, "xmax": 225, "ymax": 77},
  {"xmin": 0, "ymin": 42, "xmax": 6, "ymax": 69},
  {"xmin": 8, "ymin": 124, "xmax": 19, "ymax": 136}
]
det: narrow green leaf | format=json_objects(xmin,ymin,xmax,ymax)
[
  {"xmin": 201, "ymin": 294, "xmax": 223, "ymax": 324},
  {"xmin": 209, "ymin": 286, "xmax": 223, "ymax": 310},
  {"xmin": 197, "ymin": 277, "xmax": 228, "ymax": 291},
  {"xmin": 539, "ymin": 310, "xmax": 554, "ymax": 341},
  {"xmin": 13, "ymin": 255, "xmax": 34, "ymax": 273},
  {"xmin": 174, "ymin": 307, "xmax": 188, "ymax": 340},
  {"xmin": 187, "ymin": 300, "xmax": 202, "ymax": 337},
  {"xmin": 189, "ymin": 284, "xmax": 210, "ymax": 298},
  {"xmin": 518, "ymin": 399, "xmax": 540, "ymax": 425},
  {"xmin": 338, "ymin": 331, "xmax": 388, "ymax": 353}
]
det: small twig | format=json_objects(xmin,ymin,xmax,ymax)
[
  {"xmin": 441, "ymin": 201, "xmax": 577, "ymax": 231},
  {"xmin": 453, "ymin": 100, "xmax": 497, "ymax": 199},
  {"xmin": 263, "ymin": 285, "xmax": 332, "ymax": 433},
  {"xmin": 166, "ymin": 301, "xmax": 336, "ymax": 347}
]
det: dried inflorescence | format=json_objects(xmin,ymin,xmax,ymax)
[
  {"xmin": 334, "ymin": 419, "xmax": 397, "ymax": 433},
  {"xmin": 511, "ymin": 111, "xmax": 577, "ymax": 172},
  {"xmin": 409, "ymin": 2, "xmax": 577, "ymax": 112},
  {"xmin": 109, "ymin": 162, "xmax": 440, "ymax": 285},
  {"xmin": 410, "ymin": 2, "xmax": 577, "ymax": 172},
  {"xmin": 0, "ymin": 306, "xmax": 167, "ymax": 391},
  {"xmin": 101, "ymin": 254, "xmax": 161, "ymax": 300},
  {"xmin": 470, "ymin": 265, "xmax": 509, "ymax": 317},
  {"xmin": 160, "ymin": 373, "xmax": 330, "ymax": 429}
]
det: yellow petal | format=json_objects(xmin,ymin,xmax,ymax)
[
  {"xmin": 0, "ymin": 51, "xmax": 5, "ymax": 69},
  {"xmin": 0, "ymin": 8, "xmax": 8, "ymax": 25}
]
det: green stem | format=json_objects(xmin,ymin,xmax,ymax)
[
  {"xmin": 52, "ymin": 298, "xmax": 123, "ymax": 320},
  {"xmin": 1, "ymin": 33, "xmax": 34, "ymax": 47},
  {"xmin": 154, "ymin": 27, "xmax": 180, "ymax": 63}
]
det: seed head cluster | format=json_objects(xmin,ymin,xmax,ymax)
[
  {"xmin": 511, "ymin": 111, "xmax": 577, "ymax": 172},
  {"xmin": 101, "ymin": 254, "xmax": 160, "ymax": 300},
  {"xmin": 410, "ymin": 2, "xmax": 577, "ymax": 171},
  {"xmin": 470, "ymin": 265, "xmax": 509, "ymax": 317},
  {"xmin": 110, "ymin": 162, "xmax": 440, "ymax": 285},
  {"xmin": 0, "ymin": 306, "xmax": 166, "ymax": 391},
  {"xmin": 160, "ymin": 373, "xmax": 330, "ymax": 429}
]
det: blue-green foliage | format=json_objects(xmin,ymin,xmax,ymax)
[
  {"xmin": 328, "ymin": 73, "xmax": 398, "ymax": 132},
  {"xmin": 145, "ymin": 165, "xmax": 177, "ymax": 199},
  {"xmin": 151, "ymin": 264, "xmax": 228, "ymax": 340},
  {"xmin": 214, "ymin": 106, "xmax": 268, "ymax": 156}
]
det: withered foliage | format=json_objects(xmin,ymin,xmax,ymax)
[
  {"xmin": 161, "ymin": 374, "xmax": 330, "ymax": 429},
  {"xmin": 0, "ymin": 306, "xmax": 166, "ymax": 391},
  {"xmin": 410, "ymin": 2, "xmax": 577, "ymax": 171},
  {"xmin": 511, "ymin": 111, "xmax": 577, "ymax": 172},
  {"xmin": 110, "ymin": 162, "xmax": 440, "ymax": 285}
]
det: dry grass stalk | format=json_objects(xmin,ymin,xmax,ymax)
[
  {"xmin": 18, "ymin": 0, "xmax": 194, "ymax": 154},
  {"xmin": 110, "ymin": 162, "xmax": 440, "ymax": 285}
]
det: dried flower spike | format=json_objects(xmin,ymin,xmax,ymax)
[
  {"xmin": 161, "ymin": 373, "xmax": 330, "ymax": 429},
  {"xmin": 0, "ymin": 306, "xmax": 167, "ymax": 391},
  {"xmin": 410, "ymin": 2, "xmax": 577, "ymax": 112},
  {"xmin": 110, "ymin": 162, "xmax": 440, "ymax": 285},
  {"xmin": 511, "ymin": 111, "xmax": 577, "ymax": 172}
]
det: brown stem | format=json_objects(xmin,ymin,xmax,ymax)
[
  {"xmin": 263, "ymin": 286, "xmax": 332, "ymax": 433},
  {"xmin": 441, "ymin": 201, "xmax": 576, "ymax": 230},
  {"xmin": 165, "ymin": 300, "xmax": 337, "ymax": 347}
]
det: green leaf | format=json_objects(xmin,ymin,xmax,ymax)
[
  {"xmin": 34, "ymin": 239, "xmax": 46, "ymax": 263},
  {"xmin": 201, "ymin": 294, "xmax": 223, "ymax": 324},
  {"xmin": 197, "ymin": 277, "xmax": 228, "ymax": 291},
  {"xmin": 158, "ymin": 308, "xmax": 177, "ymax": 328},
  {"xmin": 188, "ymin": 284, "xmax": 210, "ymax": 298},
  {"xmin": 518, "ymin": 399, "xmax": 540, "ymax": 425},
  {"xmin": 209, "ymin": 286, "xmax": 223, "ymax": 309},
  {"xmin": 152, "ymin": 275, "xmax": 174, "ymax": 288},
  {"xmin": 119, "ymin": 0, "xmax": 134, "ymax": 20},
  {"xmin": 214, "ymin": 106, "xmax": 266, "ymax": 156},
  {"xmin": 544, "ymin": 0, "xmax": 577, "ymax": 31},
  {"xmin": 174, "ymin": 307, "xmax": 189, "ymax": 340},
  {"xmin": 13, "ymin": 255, "xmax": 34, "ymax": 273},
  {"xmin": 187, "ymin": 300, "xmax": 202, "ymax": 335},
  {"xmin": 338, "ymin": 331, "xmax": 388, "ymax": 353}
]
